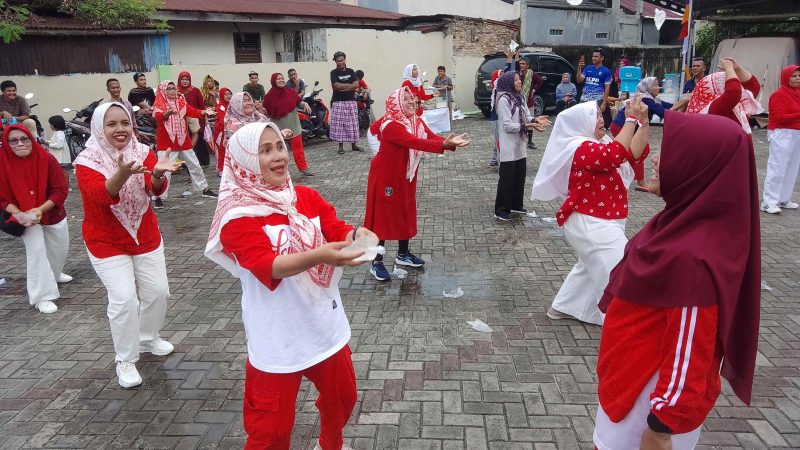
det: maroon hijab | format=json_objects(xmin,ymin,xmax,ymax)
[
  {"xmin": 263, "ymin": 73, "xmax": 301, "ymax": 120},
  {"xmin": 0, "ymin": 125, "xmax": 50, "ymax": 212},
  {"xmin": 600, "ymin": 110, "xmax": 761, "ymax": 405}
]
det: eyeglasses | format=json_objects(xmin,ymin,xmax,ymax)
[
  {"xmin": 8, "ymin": 137, "xmax": 31, "ymax": 146},
  {"xmin": 165, "ymin": 87, "xmax": 177, "ymax": 91}
]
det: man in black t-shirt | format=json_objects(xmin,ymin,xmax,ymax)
[
  {"xmin": 329, "ymin": 51, "xmax": 362, "ymax": 154},
  {"xmin": 128, "ymin": 72, "xmax": 156, "ymax": 115}
]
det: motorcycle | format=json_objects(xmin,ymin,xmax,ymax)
[
  {"xmin": 356, "ymin": 89, "xmax": 373, "ymax": 133},
  {"xmin": 131, "ymin": 105, "xmax": 157, "ymax": 151},
  {"xmin": 297, "ymin": 81, "xmax": 330, "ymax": 143},
  {"xmin": 0, "ymin": 93, "xmax": 45, "ymax": 142},
  {"xmin": 62, "ymin": 98, "xmax": 102, "ymax": 161}
]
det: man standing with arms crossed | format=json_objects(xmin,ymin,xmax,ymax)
[{"xmin": 329, "ymin": 51, "xmax": 363, "ymax": 155}]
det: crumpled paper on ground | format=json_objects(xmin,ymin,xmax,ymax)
[
  {"xmin": 467, "ymin": 319, "xmax": 493, "ymax": 333},
  {"xmin": 391, "ymin": 267, "xmax": 408, "ymax": 279}
]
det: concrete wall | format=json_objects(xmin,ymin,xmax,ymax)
[
  {"xmin": 6, "ymin": 27, "xmax": 485, "ymax": 129},
  {"xmin": 523, "ymin": 5, "xmax": 647, "ymax": 47},
  {"xmin": 353, "ymin": 0, "xmax": 520, "ymax": 21},
  {"xmin": 169, "ymin": 22, "xmax": 279, "ymax": 65}
]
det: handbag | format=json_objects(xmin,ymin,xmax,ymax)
[{"xmin": 0, "ymin": 211, "xmax": 25, "ymax": 237}]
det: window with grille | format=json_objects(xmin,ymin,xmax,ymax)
[
  {"xmin": 233, "ymin": 33, "xmax": 261, "ymax": 64},
  {"xmin": 549, "ymin": 28, "xmax": 564, "ymax": 36},
  {"xmin": 596, "ymin": 32, "xmax": 609, "ymax": 39}
]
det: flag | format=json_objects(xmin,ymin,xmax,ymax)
[{"xmin": 678, "ymin": 0, "xmax": 691, "ymax": 40}]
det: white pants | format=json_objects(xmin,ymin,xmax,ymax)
[
  {"xmin": 156, "ymin": 149, "xmax": 208, "ymax": 199},
  {"xmin": 88, "ymin": 244, "xmax": 170, "ymax": 363},
  {"xmin": 594, "ymin": 373, "xmax": 702, "ymax": 449},
  {"xmin": 21, "ymin": 218, "xmax": 69, "ymax": 305},
  {"xmin": 551, "ymin": 214, "xmax": 627, "ymax": 325},
  {"xmin": 367, "ymin": 129, "xmax": 380, "ymax": 155},
  {"xmin": 763, "ymin": 129, "xmax": 800, "ymax": 206}
]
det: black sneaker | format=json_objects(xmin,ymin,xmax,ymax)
[
  {"xmin": 370, "ymin": 261, "xmax": 391, "ymax": 281},
  {"xmin": 153, "ymin": 198, "xmax": 164, "ymax": 209},
  {"xmin": 351, "ymin": 145, "xmax": 364, "ymax": 152},
  {"xmin": 202, "ymin": 189, "xmax": 218, "ymax": 198},
  {"xmin": 527, "ymin": 142, "xmax": 536, "ymax": 150},
  {"xmin": 488, "ymin": 160, "xmax": 499, "ymax": 168},
  {"xmin": 494, "ymin": 212, "xmax": 512, "ymax": 221},
  {"xmin": 337, "ymin": 148, "xmax": 345, "ymax": 155},
  {"xmin": 395, "ymin": 252, "xmax": 425, "ymax": 267}
]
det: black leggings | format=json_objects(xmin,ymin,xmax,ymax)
[{"xmin": 374, "ymin": 239, "xmax": 409, "ymax": 262}]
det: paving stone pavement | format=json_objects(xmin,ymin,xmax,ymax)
[{"xmin": 1, "ymin": 116, "xmax": 798, "ymax": 450}]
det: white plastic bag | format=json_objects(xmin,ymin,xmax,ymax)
[
  {"xmin": 443, "ymin": 287, "xmax": 464, "ymax": 298},
  {"xmin": 467, "ymin": 319, "xmax": 493, "ymax": 333},
  {"xmin": 392, "ymin": 267, "xmax": 408, "ymax": 279},
  {"xmin": 342, "ymin": 233, "xmax": 385, "ymax": 262}
]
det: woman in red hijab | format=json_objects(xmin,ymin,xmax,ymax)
[
  {"xmin": 263, "ymin": 72, "xmax": 313, "ymax": 176},
  {"xmin": 761, "ymin": 65, "xmax": 800, "ymax": 214},
  {"xmin": 593, "ymin": 111, "xmax": 761, "ymax": 449},
  {"xmin": 177, "ymin": 71, "xmax": 205, "ymax": 147},
  {"xmin": 0, "ymin": 125, "xmax": 71, "ymax": 314},
  {"xmin": 213, "ymin": 87, "xmax": 232, "ymax": 177}
]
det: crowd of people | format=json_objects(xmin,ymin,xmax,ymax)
[{"xmin": 1, "ymin": 44, "xmax": 799, "ymax": 449}]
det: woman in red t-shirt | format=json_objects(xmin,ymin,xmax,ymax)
[
  {"xmin": 74, "ymin": 102, "xmax": 181, "ymax": 389},
  {"xmin": 205, "ymin": 121, "xmax": 376, "ymax": 449},
  {"xmin": 152, "ymin": 80, "xmax": 216, "ymax": 208},
  {"xmin": 761, "ymin": 65, "xmax": 800, "ymax": 214},
  {"xmin": 0, "ymin": 125, "xmax": 70, "ymax": 314},
  {"xmin": 531, "ymin": 97, "xmax": 650, "ymax": 325}
]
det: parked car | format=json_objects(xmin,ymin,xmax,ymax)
[{"xmin": 474, "ymin": 51, "xmax": 577, "ymax": 118}]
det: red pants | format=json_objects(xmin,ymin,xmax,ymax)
[
  {"xmin": 216, "ymin": 143, "xmax": 226, "ymax": 175},
  {"xmin": 288, "ymin": 135, "xmax": 308, "ymax": 172},
  {"xmin": 243, "ymin": 345, "xmax": 357, "ymax": 450},
  {"xmin": 609, "ymin": 123, "xmax": 647, "ymax": 182}
]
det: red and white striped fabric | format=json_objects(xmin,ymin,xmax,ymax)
[{"xmin": 596, "ymin": 297, "xmax": 723, "ymax": 435}]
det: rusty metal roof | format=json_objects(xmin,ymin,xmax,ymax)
[
  {"xmin": 159, "ymin": 0, "xmax": 405, "ymax": 20},
  {"xmin": 620, "ymin": 0, "xmax": 683, "ymax": 18}
]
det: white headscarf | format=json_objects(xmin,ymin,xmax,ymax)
[
  {"xmin": 73, "ymin": 102, "xmax": 152, "ymax": 243},
  {"xmin": 531, "ymin": 102, "xmax": 633, "ymax": 201},
  {"xmin": 403, "ymin": 64, "xmax": 422, "ymax": 88},
  {"xmin": 636, "ymin": 77, "xmax": 661, "ymax": 103},
  {"xmin": 205, "ymin": 121, "xmax": 338, "ymax": 300}
]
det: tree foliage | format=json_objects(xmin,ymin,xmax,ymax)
[{"xmin": 0, "ymin": 0, "xmax": 166, "ymax": 44}]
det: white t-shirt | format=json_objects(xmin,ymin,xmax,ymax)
[{"xmin": 236, "ymin": 216, "xmax": 351, "ymax": 374}]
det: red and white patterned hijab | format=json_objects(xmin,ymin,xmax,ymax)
[
  {"xmin": 205, "ymin": 121, "xmax": 335, "ymax": 294},
  {"xmin": 73, "ymin": 102, "xmax": 151, "ymax": 243},
  {"xmin": 686, "ymin": 71, "xmax": 762, "ymax": 134},
  {"xmin": 380, "ymin": 86, "xmax": 427, "ymax": 181},
  {"xmin": 153, "ymin": 80, "xmax": 188, "ymax": 145}
]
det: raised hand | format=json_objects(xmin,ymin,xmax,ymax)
[
  {"xmin": 153, "ymin": 150, "xmax": 182, "ymax": 176},
  {"xmin": 316, "ymin": 241, "xmax": 367, "ymax": 267},
  {"xmin": 535, "ymin": 116, "xmax": 552, "ymax": 127},
  {"xmin": 717, "ymin": 58, "xmax": 734, "ymax": 72},
  {"xmin": 281, "ymin": 129, "xmax": 293, "ymax": 139},
  {"xmin": 117, "ymin": 153, "xmax": 147, "ymax": 176},
  {"xmin": 444, "ymin": 133, "xmax": 471, "ymax": 148}
]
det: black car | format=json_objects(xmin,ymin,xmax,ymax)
[{"xmin": 474, "ymin": 51, "xmax": 576, "ymax": 118}]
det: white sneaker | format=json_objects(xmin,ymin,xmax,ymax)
[
  {"xmin": 779, "ymin": 201, "xmax": 799, "ymax": 209},
  {"xmin": 761, "ymin": 203, "xmax": 781, "ymax": 214},
  {"xmin": 57, "ymin": 273, "xmax": 73, "ymax": 283},
  {"xmin": 314, "ymin": 441, "xmax": 354, "ymax": 450},
  {"xmin": 140, "ymin": 335, "xmax": 174, "ymax": 356},
  {"xmin": 35, "ymin": 300, "xmax": 58, "ymax": 314},
  {"xmin": 116, "ymin": 361, "xmax": 142, "ymax": 388}
]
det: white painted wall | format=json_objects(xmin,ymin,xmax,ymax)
[
  {"xmin": 345, "ymin": 0, "xmax": 521, "ymax": 21},
  {"xmin": 169, "ymin": 21, "xmax": 279, "ymax": 65},
  {"xmin": 5, "ymin": 27, "xmax": 490, "ymax": 135}
]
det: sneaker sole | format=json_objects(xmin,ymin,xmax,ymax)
[
  {"xmin": 369, "ymin": 268, "xmax": 391, "ymax": 281},
  {"xmin": 394, "ymin": 259, "xmax": 424, "ymax": 268},
  {"xmin": 493, "ymin": 214, "xmax": 512, "ymax": 222},
  {"xmin": 118, "ymin": 378, "xmax": 143, "ymax": 388},
  {"xmin": 760, "ymin": 209, "xmax": 781, "ymax": 214},
  {"xmin": 140, "ymin": 347, "xmax": 174, "ymax": 356}
]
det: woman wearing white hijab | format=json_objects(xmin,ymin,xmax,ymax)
[
  {"xmin": 531, "ymin": 97, "xmax": 650, "ymax": 325},
  {"xmin": 205, "ymin": 121, "xmax": 375, "ymax": 449},
  {"xmin": 74, "ymin": 102, "xmax": 181, "ymax": 388},
  {"xmin": 402, "ymin": 63, "xmax": 439, "ymax": 116}
]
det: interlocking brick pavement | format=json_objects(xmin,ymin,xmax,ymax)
[{"xmin": 1, "ymin": 116, "xmax": 798, "ymax": 449}]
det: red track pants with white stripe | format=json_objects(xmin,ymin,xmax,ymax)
[{"xmin": 596, "ymin": 297, "xmax": 723, "ymax": 434}]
